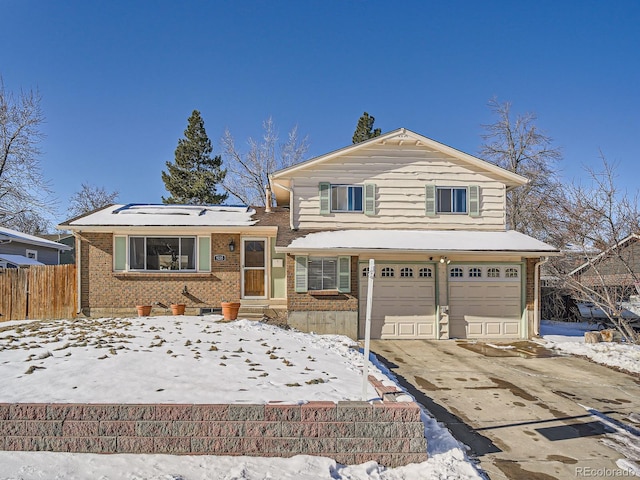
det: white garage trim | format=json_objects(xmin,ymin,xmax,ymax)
[
  {"xmin": 447, "ymin": 262, "xmax": 526, "ymax": 339},
  {"xmin": 358, "ymin": 261, "xmax": 438, "ymax": 339}
]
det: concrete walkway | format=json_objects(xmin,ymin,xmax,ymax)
[{"xmin": 371, "ymin": 339, "xmax": 640, "ymax": 480}]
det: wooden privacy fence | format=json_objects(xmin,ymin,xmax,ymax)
[{"xmin": 0, "ymin": 264, "xmax": 76, "ymax": 321}]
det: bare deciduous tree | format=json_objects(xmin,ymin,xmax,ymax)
[
  {"xmin": 221, "ymin": 117, "xmax": 309, "ymax": 206},
  {"xmin": 552, "ymin": 157, "xmax": 640, "ymax": 343},
  {"xmin": 67, "ymin": 183, "xmax": 119, "ymax": 218},
  {"xmin": 0, "ymin": 77, "xmax": 55, "ymax": 233},
  {"xmin": 480, "ymin": 98, "xmax": 564, "ymax": 243}
]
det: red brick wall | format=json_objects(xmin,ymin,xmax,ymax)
[
  {"xmin": 79, "ymin": 233, "xmax": 242, "ymax": 313},
  {"xmin": 286, "ymin": 255, "xmax": 359, "ymax": 312},
  {"xmin": 0, "ymin": 401, "xmax": 427, "ymax": 468}
]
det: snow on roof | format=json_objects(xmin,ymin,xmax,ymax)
[
  {"xmin": 67, "ymin": 204, "xmax": 258, "ymax": 227},
  {"xmin": 0, "ymin": 226, "xmax": 72, "ymax": 251},
  {"xmin": 0, "ymin": 254, "xmax": 45, "ymax": 266},
  {"xmin": 283, "ymin": 229, "xmax": 559, "ymax": 253}
]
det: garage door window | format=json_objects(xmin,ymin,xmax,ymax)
[
  {"xmin": 487, "ymin": 267, "xmax": 500, "ymax": 278},
  {"xmin": 400, "ymin": 267, "xmax": 413, "ymax": 277},
  {"xmin": 381, "ymin": 267, "xmax": 395, "ymax": 277},
  {"xmin": 419, "ymin": 267, "xmax": 433, "ymax": 278},
  {"xmin": 450, "ymin": 267, "xmax": 463, "ymax": 277},
  {"xmin": 505, "ymin": 267, "xmax": 519, "ymax": 278},
  {"xmin": 469, "ymin": 267, "xmax": 482, "ymax": 278}
]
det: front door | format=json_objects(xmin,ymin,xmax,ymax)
[{"xmin": 242, "ymin": 238, "xmax": 266, "ymax": 298}]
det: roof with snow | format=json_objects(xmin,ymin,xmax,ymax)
[
  {"xmin": 281, "ymin": 229, "xmax": 559, "ymax": 254},
  {"xmin": 0, "ymin": 226, "xmax": 72, "ymax": 251},
  {"xmin": 63, "ymin": 204, "xmax": 258, "ymax": 228},
  {"xmin": 0, "ymin": 254, "xmax": 45, "ymax": 267}
]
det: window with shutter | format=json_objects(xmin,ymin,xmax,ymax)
[
  {"xmin": 364, "ymin": 183, "xmax": 376, "ymax": 216},
  {"xmin": 338, "ymin": 256, "xmax": 351, "ymax": 293},
  {"xmin": 295, "ymin": 256, "xmax": 308, "ymax": 292},
  {"xmin": 469, "ymin": 185, "xmax": 480, "ymax": 217},
  {"xmin": 319, "ymin": 183, "xmax": 330, "ymax": 214},
  {"xmin": 425, "ymin": 184, "xmax": 436, "ymax": 216}
]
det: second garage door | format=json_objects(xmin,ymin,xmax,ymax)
[
  {"xmin": 448, "ymin": 264, "xmax": 523, "ymax": 339},
  {"xmin": 359, "ymin": 263, "xmax": 437, "ymax": 339}
]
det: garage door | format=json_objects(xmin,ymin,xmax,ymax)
[
  {"xmin": 448, "ymin": 264, "xmax": 523, "ymax": 339},
  {"xmin": 359, "ymin": 263, "xmax": 437, "ymax": 339}
]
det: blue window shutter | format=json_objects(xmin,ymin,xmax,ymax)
[
  {"xmin": 364, "ymin": 183, "xmax": 376, "ymax": 216},
  {"xmin": 468, "ymin": 185, "xmax": 480, "ymax": 217},
  {"xmin": 425, "ymin": 184, "xmax": 436, "ymax": 216},
  {"xmin": 295, "ymin": 256, "xmax": 308, "ymax": 293},
  {"xmin": 319, "ymin": 183, "xmax": 330, "ymax": 214},
  {"xmin": 337, "ymin": 256, "xmax": 351, "ymax": 293}
]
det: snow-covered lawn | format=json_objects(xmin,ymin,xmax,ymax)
[
  {"xmin": 541, "ymin": 320, "xmax": 640, "ymax": 375},
  {"xmin": 0, "ymin": 315, "xmax": 483, "ymax": 480}
]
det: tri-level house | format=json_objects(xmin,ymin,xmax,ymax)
[{"xmin": 61, "ymin": 128, "xmax": 558, "ymax": 340}]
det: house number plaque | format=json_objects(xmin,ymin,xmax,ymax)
[{"xmin": 214, "ymin": 254, "xmax": 226, "ymax": 262}]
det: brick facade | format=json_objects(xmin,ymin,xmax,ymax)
[
  {"xmin": 79, "ymin": 232, "xmax": 242, "ymax": 316},
  {"xmin": 0, "ymin": 401, "xmax": 427, "ymax": 468}
]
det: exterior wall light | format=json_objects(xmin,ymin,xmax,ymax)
[{"xmin": 228, "ymin": 239, "xmax": 235, "ymax": 252}]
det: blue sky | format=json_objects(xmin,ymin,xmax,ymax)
[{"xmin": 2, "ymin": 1, "xmax": 639, "ymax": 225}]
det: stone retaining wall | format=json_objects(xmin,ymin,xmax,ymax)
[{"xmin": 0, "ymin": 401, "xmax": 427, "ymax": 467}]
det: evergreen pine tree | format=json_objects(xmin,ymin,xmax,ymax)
[
  {"xmin": 162, "ymin": 110, "xmax": 228, "ymax": 205},
  {"xmin": 352, "ymin": 112, "xmax": 381, "ymax": 144}
]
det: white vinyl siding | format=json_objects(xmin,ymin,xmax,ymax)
[{"xmin": 291, "ymin": 141, "xmax": 505, "ymax": 229}]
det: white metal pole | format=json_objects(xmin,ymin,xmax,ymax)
[{"xmin": 362, "ymin": 258, "xmax": 375, "ymax": 401}]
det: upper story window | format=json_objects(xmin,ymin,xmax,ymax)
[
  {"xmin": 129, "ymin": 236, "xmax": 196, "ymax": 271},
  {"xmin": 331, "ymin": 185, "xmax": 363, "ymax": 212},
  {"xmin": 26, "ymin": 249, "xmax": 38, "ymax": 260},
  {"xmin": 437, "ymin": 187, "xmax": 467, "ymax": 214}
]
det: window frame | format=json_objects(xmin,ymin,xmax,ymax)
[
  {"xmin": 330, "ymin": 184, "xmax": 364, "ymax": 213},
  {"xmin": 26, "ymin": 249, "xmax": 38, "ymax": 260},
  {"xmin": 437, "ymin": 187, "xmax": 468, "ymax": 214},
  {"xmin": 307, "ymin": 256, "xmax": 338, "ymax": 291},
  {"xmin": 128, "ymin": 235, "xmax": 198, "ymax": 272}
]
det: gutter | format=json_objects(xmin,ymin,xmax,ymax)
[
  {"xmin": 533, "ymin": 256, "xmax": 549, "ymax": 336},
  {"xmin": 74, "ymin": 233, "xmax": 82, "ymax": 315}
]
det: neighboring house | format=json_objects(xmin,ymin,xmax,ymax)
[
  {"xmin": 0, "ymin": 226, "xmax": 72, "ymax": 267},
  {"xmin": 40, "ymin": 233, "xmax": 76, "ymax": 264},
  {"xmin": 60, "ymin": 128, "xmax": 559, "ymax": 340},
  {"xmin": 570, "ymin": 233, "xmax": 640, "ymax": 296}
]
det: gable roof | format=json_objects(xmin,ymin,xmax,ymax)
[
  {"xmin": 569, "ymin": 234, "xmax": 640, "ymax": 276},
  {"xmin": 270, "ymin": 128, "xmax": 529, "ymax": 191},
  {"xmin": 0, "ymin": 226, "xmax": 72, "ymax": 251}
]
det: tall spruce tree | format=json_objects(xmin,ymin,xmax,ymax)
[
  {"xmin": 352, "ymin": 112, "xmax": 381, "ymax": 144},
  {"xmin": 162, "ymin": 110, "xmax": 227, "ymax": 205}
]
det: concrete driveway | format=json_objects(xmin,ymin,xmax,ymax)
[{"xmin": 371, "ymin": 339, "xmax": 640, "ymax": 480}]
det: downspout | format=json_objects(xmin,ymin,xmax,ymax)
[
  {"xmin": 272, "ymin": 182, "xmax": 296, "ymax": 230},
  {"xmin": 74, "ymin": 233, "xmax": 82, "ymax": 315},
  {"xmin": 533, "ymin": 256, "xmax": 549, "ymax": 336}
]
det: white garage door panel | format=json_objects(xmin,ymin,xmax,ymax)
[
  {"xmin": 359, "ymin": 264, "xmax": 436, "ymax": 340},
  {"xmin": 381, "ymin": 316, "xmax": 436, "ymax": 339},
  {"xmin": 449, "ymin": 273, "xmax": 523, "ymax": 339}
]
